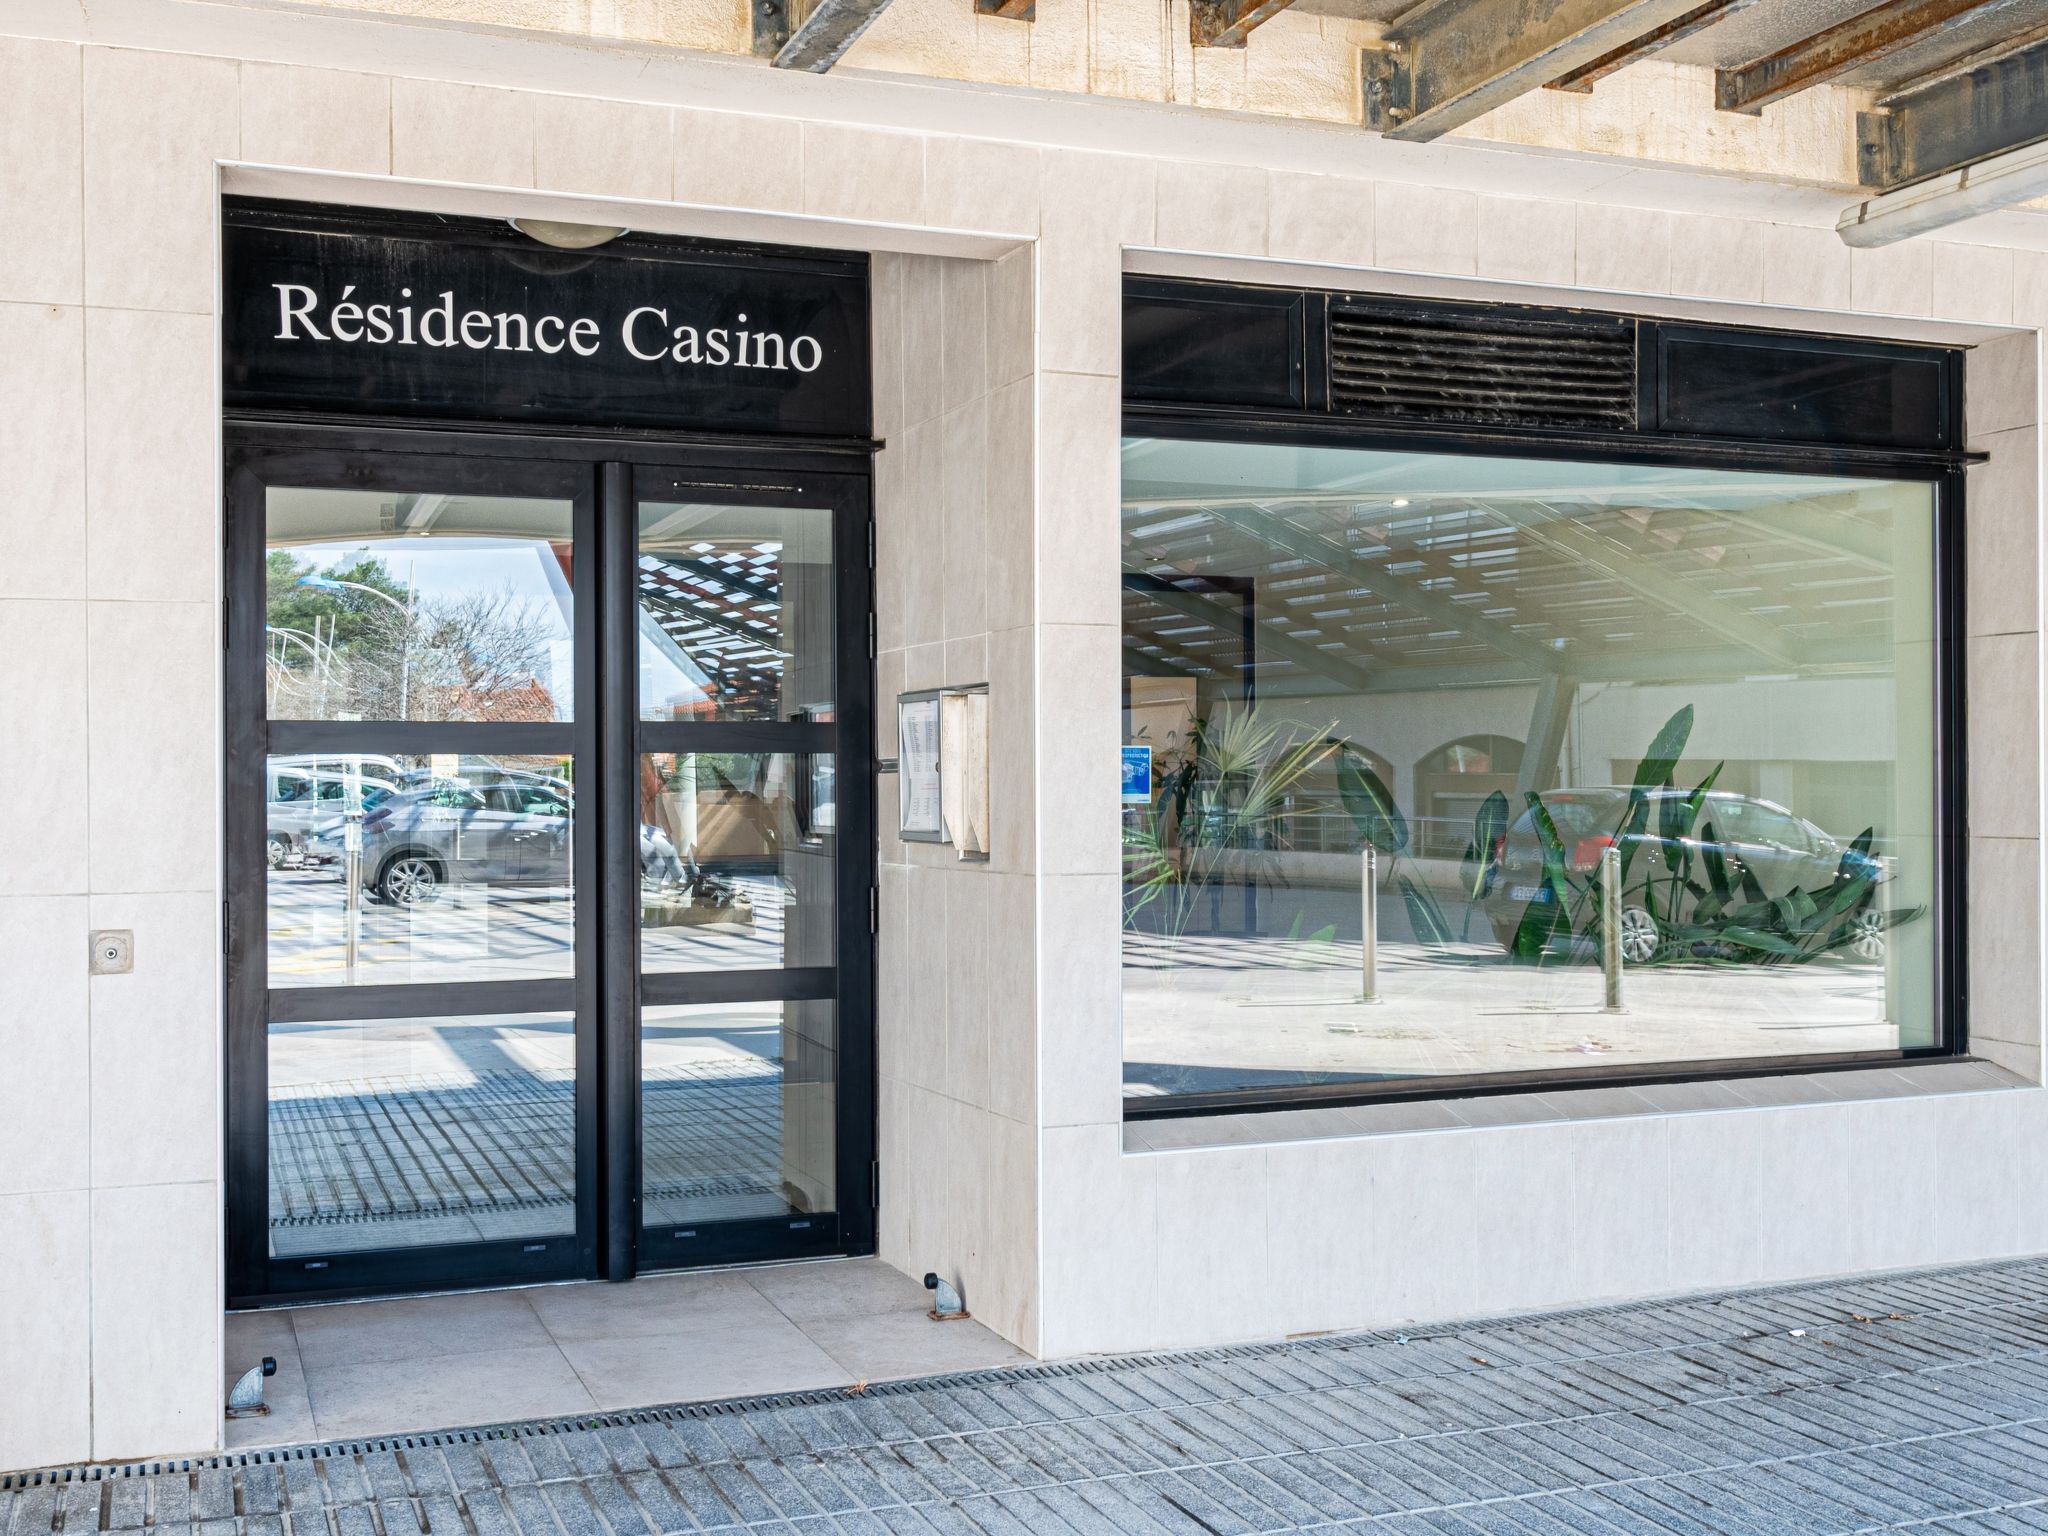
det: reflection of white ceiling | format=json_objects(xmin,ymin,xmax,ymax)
[{"xmin": 264, "ymin": 487, "xmax": 574, "ymax": 547}]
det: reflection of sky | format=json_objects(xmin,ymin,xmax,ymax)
[{"xmin": 300, "ymin": 538, "xmax": 575, "ymax": 711}]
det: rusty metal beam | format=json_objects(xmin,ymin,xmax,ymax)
[
  {"xmin": 1716, "ymin": 0, "xmax": 1997, "ymax": 116},
  {"xmin": 751, "ymin": 0, "xmax": 895, "ymax": 70},
  {"xmin": 1362, "ymin": 0, "xmax": 1711, "ymax": 142},
  {"xmin": 1546, "ymin": 0, "xmax": 1758, "ymax": 94},
  {"xmin": 1191, "ymin": 0, "xmax": 1296, "ymax": 48},
  {"xmin": 1857, "ymin": 31, "xmax": 2048, "ymax": 189},
  {"xmin": 974, "ymin": 0, "xmax": 1035, "ymax": 18}
]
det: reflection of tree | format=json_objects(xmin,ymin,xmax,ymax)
[{"xmin": 265, "ymin": 551, "xmax": 556, "ymax": 721}]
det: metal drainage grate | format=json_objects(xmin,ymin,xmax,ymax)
[{"xmin": 1330, "ymin": 302, "xmax": 1638, "ymax": 430}]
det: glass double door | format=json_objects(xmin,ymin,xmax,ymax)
[{"xmin": 225, "ymin": 432, "xmax": 873, "ymax": 1305}]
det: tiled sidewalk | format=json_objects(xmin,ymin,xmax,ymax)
[{"xmin": 15, "ymin": 1257, "xmax": 2048, "ymax": 1533}]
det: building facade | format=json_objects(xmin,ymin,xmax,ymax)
[{"xmin": 2, "ymin": 0, "xmax": 2045, "ymax": 1474}]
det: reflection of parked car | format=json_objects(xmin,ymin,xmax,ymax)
[
  {"xmin": 1481, "ymin": 787, "xmax": 1887, "ymax": 963},
  {"xmin": 311, "ymin": 779, "xmax": 683, "ymax": 907},
  {"xmin": 266, "ymin": 770, "xmax": 395, "ymax": 868}
]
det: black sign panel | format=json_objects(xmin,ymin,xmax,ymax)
[{"xmin": 223, "ymin": 202, "xmax": 870, "ymax": 437}]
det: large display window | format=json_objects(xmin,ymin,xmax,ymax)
[{"xmin": 1119, "ymin": 433, "xmax": 1957, "ymax": 1111}]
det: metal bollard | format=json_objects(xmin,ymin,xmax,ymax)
[
  {"xmin": 1361, "ymin": 845, "xmax": 1380, "ymax": 1004},
  {"xmin": 1879, "ymin": 854, "xmax": 1897, "ymax": 1027},
  {"xmin": 1601, "ymin": 844, "xmax": 1624, "ymax": 1013}
]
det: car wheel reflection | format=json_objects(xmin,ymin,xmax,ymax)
[
  {"xmin": 1619, "ymin": 904, "xmax": 1659, "ymax": 965},
  {"xmin": 1849, "ymin": 908, "xmax": 1887, "ymax": 962},
  {"xmin": 377, "ymin": 854, "xmax": 444, "ymax": 907},
  {"xmin": 266, "ymin": 835, "xmax": 291, "ymax": 871}
]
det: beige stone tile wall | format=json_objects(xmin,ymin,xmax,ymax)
[
  {"xmin": 1, "ymin": 2, "xmax": 2045, "ymax": 1466},
  {"xmin": 872, "ymin": 246, "xmax": 1042, "ymax": 1352}
]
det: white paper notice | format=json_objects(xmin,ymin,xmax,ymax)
[{"xmin": 898, "ymin": 695, "xmax": 944, "ymax": 838}]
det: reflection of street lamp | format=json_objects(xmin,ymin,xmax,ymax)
[{"xmin": 299, "ymin": 571, "xmax": 418, "ymax": 719}]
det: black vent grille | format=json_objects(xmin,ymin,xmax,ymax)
[{"xmin": 1329, "ymin": 304, "xmax": 1637, "ymax": 430}]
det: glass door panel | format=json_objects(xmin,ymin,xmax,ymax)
[
  {"xmin": 637, "ymin": 501, "xmax": 834, "ymax": 723},
  {"xmin": 269, "ymin": 1009, "xmax": 578, "ymax": 1256},
  {"xmin": 229, "ymin": 449, "xmax": 595, "ymax": 1304},
  {"xmin": 639, "ymin": 750, "xmax": 836, "ymax": 973},
  {"xmin": 631, "ymin": 475, "xmax": 868, "ymax": 1271}
]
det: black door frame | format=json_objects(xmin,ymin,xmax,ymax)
[{"xmin": 224, "ymin": 419, "xmax": 876, "ymax": 1307}]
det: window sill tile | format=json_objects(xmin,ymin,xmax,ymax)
[{"xmin": 1120, "ymin": 1060, "xmax": 2029, "ymax": 1155}]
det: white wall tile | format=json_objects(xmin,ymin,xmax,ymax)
[
  {"xmin": 87, "ymin": 602, "xmax": 217, "ymax": 895},
  {"xmin": 1569, "ymin": 1116, "xmax": 1670, "ymax": 1300},
  {"xmin": 1040, "ymin": 1124, "xmax": 1156, "ymax": 1355},
  {"xmin": 0, "ymin": 1190, "xmax": 91, "ymax": 1470},
  {"xmin": 1037, "ymin": 873, "xmax": 1122, "ymax": 1127},
  {"xmin": 1466, "ymin": 1124, "xmax": 1579, "ymax": 1315},
  {"xmin": 1154, "ymin": 159, "xmax": 1268, "ymax": 258},
  {"xmin": 1968, "ymin": 633, "xmax": 2041, "ymax": 839},
  {"xmin": 1851, "ymin": 240, "xmax": 1933, "ymax": 318},
  {"xmin": 940, "ymin": 260, "xmax": 990, "ymax": 415},
  {"xmin": 2015, "ymin": 1092, "xmax": 2048, "ymax": 1251},
  {"xmin": 1966, "ymin": 333, "xmax": 2039, "ymax": 443},
  {"xmin": 0, "ymin": 39, "xmax": 83, "ymax": 306},
  {"xmin": 89, "ymin": 891, "xmax": 220, "ymax": 1189},
  {"xmin": 1575, "ymin": 204, "xmax": 1672, "ymax": 295},
  {"xmin": 1933, "ymin": 243, "xmax": 2014, "ymax": 326},
  {"xmin": 1036, "ymin": 624, "xmax": 1121, "ymax": 878},
  {"xmin": 1839, "ymin": 1097, "xmax": 1941, "ymax": 1273},
  {"xmin": 901, "ymin": 254, "xmax": 948, "ymax": 430},
  {"xmin": 2018, "ymin": 250, "xmax": 2048, "ymax": 332},
  {"xmin": 240, "ymin": 63, "xmax": 390, "ymax": 175},
  {"xmin": 0, "ymin": 306, "xmax": 85, "ymax": 604},
  {"xmin": 0, "ymin": 895, "xmax": 89, "ymax": 1197},
  {"xmin": 1474, "ymin": 196, "xmax": 1575, "ymax": 286},
  {"xmin": 985, "ymin": 872, "xmax": 1038, "ymax": 1123},
  {"xmin": 533, "ymin": 94, "xmax": 673, "ymax": 201},
  {"xmin": 392, "ymin": 78, "xmax": 534, "ymax": 188},
  {"xmin": 1360, "ymin": 1131, "xmax": 1477, "ymax": 1325},
  {"xmin": 1267, "ymin": 172, "xmax": 1373, "ymax": 269},
  {"xmin": 924, "ymin": 137, "xmax": 1041, "ymax": 236},
  {"xmin": 898, "ymin": 416, "xmax": 945, "ymax": 649},
  {"xmin": 1757, "ymin": 223, "xmax": 1851, "ymax": 312},
  {"xmin": 871, "ymin": 250, "xmax": 907, "ymax": 441},
  {"xmin": 674, "ymin": 110, "xmax": 802, "ymax": 211},
  {"xmin": 986, "ymin": 623, "xmax": 1036, "ymax": 875},
  {"xmin": 84, "ymin": 308, "xmax": 217, "ymax": 605},
  {"xmin": 940, "ymin": 397, "xmax": 990, "ymax": 641},
  {"xmin": 1932, "ymin": 1089, "xmax": 2021, "ymax": 1259},
  {"xmin": 1668, "ymin": 214, "xmax": 1765, "ymax": 302},
  {"xmin": 1263, "ymin": 1141, "xmax": 1376, "ymax": 1334},
  {"xmin": 987, "ymin": 246, "xmax": 1035, "ymax": 394},
  {"xmin": 1749, "ymin": 1105, "xmax": 1853, "ymax": 1282},
  {"xmin": 0, "ymin": 601, "xmax": 88, "ymax": 895},
  {"xmin": 1969, "ymin": 837, "xmax": 2043, "ymax": 1056},
  {"xmin": 942, "ymin": 870, "xmax": 992, "ymax": 1109},
  {"xmin": 82, "ymin": 48, "xmax": 237, "ymax": 314},
  {"xmin": 1374, "ymin": 183, "xmax": 1477, "ymax": 276},
  {"xmin": 1965, "ymin": 427, "xmax": 2039, "ymax": 639},
  {"xmin": 1153, "ymin": 1146, "xmax": 1273, "ymax": 1344},
  {"xmin": 1038, "ymin": 150, "xmax": 1153, "ymax": 377},
  {"xmin": 985, "ymin": 377, "xmax": 1035, "ymax": 634},
  {"xmin": 1035, "ymin": 371, "xmax": 1121, "ymax": 627},
  {"xmin": 803, "ymin": 123, "xmax": 925, "ymax": 225},
  {"xmin": 91, "ymin": 1181, "xmax": 222, "ymax": 1460},
  {"xmin": 1664, "ymin": 1111, "xmax": 1762, "ymax": 1291}
]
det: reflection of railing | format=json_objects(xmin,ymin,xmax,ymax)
[{"xmin": 1124, "ymin": 806, "xmax": 1474, "ymax": 859}]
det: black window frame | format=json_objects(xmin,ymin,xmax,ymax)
[{"xmin": 1120, "ymin": 377, "xmax": 1971, "ymax": 1123}]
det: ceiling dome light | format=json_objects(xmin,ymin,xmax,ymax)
[{"xmin": 509, "ymin": 218, "xmax": 628, "ymax": 250}]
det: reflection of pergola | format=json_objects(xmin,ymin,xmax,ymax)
[
  {"xmin": 1123, "ymin": 481, "xmax": 1909, "ymax": 794},
  {"xmin": 638, "ymin": 546, "xmax": 790, "ymax": 718}
]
